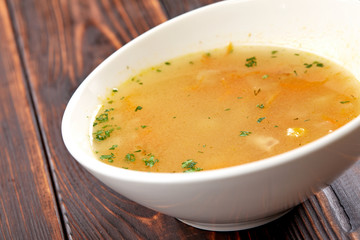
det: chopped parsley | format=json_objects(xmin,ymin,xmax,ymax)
[
  {"xmin": 271, "ymin": 50, "xmax": 278, "ymax": 58},
  {"xmin": 93, "ymin": 129, "xmax": 113, "ymax": 141},
  {"xmin": 256, "ymin": 104, "xmax": 264, "ymax": 109},
  {"xmin": 245, "ymin": 56, "xmax": 257, "ymax": 67},
  {"xmin": 104, "ymin": 108, "xmax": 114, "ymax": 112},
  {"xmin": 262, "ymin": 74, "xmax": 269, "ymax": 79},
  {"xmin": 109, "ymin": 145, "xmax": 118, "ymax": 150},
  {"xmin": 239, "ymin": 131, "xmax": 252, "ymax": 137},
  {"xmin": 96, "ymin": 113, "xmax": 108, "ymax": 123},
  {"xmin": 135, "ymin": 106, "xmax": 143, "ymax": 112},
  {"xmin": 143, "ymin": 154, "xmax": 159, "ymax": 167},
  {"xmin": 125, "ymin": 153, "xmax": 136, "ymax": 162},
  {"xmin": 181, "ymin": 159, "xmax": 203, "ymax": 173},
  {"xmin": 112, "ymin": 88, "xmax": 118, "ymax": 92},
  {"xmin": 257, "ymin": 117, "xmax": 266, "ymax": 123},
  {"xmin": 100, "ymin": 153, "xmax": 115, "ymax": 162},
  {"xmin": 304, "ymin": 61, "xmax": 324, "ymax": 68},
  {"xmin": 340, "ymin": 101, "xmax": 350, "ymax": 104}
]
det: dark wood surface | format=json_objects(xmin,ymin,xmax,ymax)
[{"xmin": 0, "ymin": 0, "xmax": 359, "ymax": 239}]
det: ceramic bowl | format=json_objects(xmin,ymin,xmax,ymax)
[{"xmin": 62, "ymin": 0, "xmax": 360, "ymax": 231}]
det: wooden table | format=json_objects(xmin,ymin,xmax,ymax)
[{"xmin": 1, "ymin": 0, "xmax": 360, "ymax": 239}]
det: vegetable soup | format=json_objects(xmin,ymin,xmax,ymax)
[{"xmin": 91, "ymin": 45, "xmax": 360, "ymax": 173}]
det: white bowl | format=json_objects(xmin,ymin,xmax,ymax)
[{"xmin": 62, "ymin": 0, "xmax": 360, "ymax": 231}]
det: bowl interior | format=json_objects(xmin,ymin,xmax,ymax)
[{"xmin": 62, "ymin": 0, "xmax": 360, "ymax": 181}]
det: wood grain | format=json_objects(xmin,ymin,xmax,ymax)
[
  {"xmin": 3, "ymin": 0, "xmax": 360, "ymax": 239},
  {"xmin": 7, "ymin": 0, "xmax": 172, "ymax": 239},
  {"xmin": 160, "ymin": 0, "xmax": 222, "ymax": 19},
  {"xmin": 0, "ymin": 0, "xmax": 63, "ymax": 239}
]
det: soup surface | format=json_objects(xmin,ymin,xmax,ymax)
[{"xmin": 91, "ymin": 45, "xmax": 360, "ymax": 173}]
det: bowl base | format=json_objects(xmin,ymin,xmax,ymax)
[{"xmin": 177, "ymin": 208, "xmax": 292, "ymax": 231}]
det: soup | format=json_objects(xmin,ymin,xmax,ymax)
[{"xmin": 91, "ymin": 45, "xmax": 360, "ymax": 173}]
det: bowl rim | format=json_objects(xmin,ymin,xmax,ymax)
[{"xmin": 61, "ymin": 0, "xmax": 360, "ymax": 185}]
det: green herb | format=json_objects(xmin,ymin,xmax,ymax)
[
  {"xmin": 205, "ymin": 52, "xmax": 211, "ymax": 57},
  {"xmin": 104, "ymin": 108, "xmax": 114, "ymax": 112},
  {"xmin": 294, "ymin": 53, "xmax": 300, "ymax": 56},
  {"xmin": 314, "ymin": 61, "xmax": 324, "ymax": 67},
  {"xmin": 143, "ymin": 154, "xmax": 159, "ymax": 167},
  {"xmin": 109, "ymin": 145, "xmax": 118, "ymax": 150},
  {"xmin": 189, "ymin": 61, "xmax": 194, "ymax": 64},
  {"xmin": 257, "ymin": 117, "xmax": 266, "ymax": 123},
  {"xmin": 271, "ymin": 50, "xmax": 278, "ymax": 55},
  {"xmin": 239, "ymin": 131, "xmax": 252, "ymax": 137},
  {"xmin": 294, "ymin": 70, "xmax": 298, "ymax": 76},
  {"xmin": 237, "ymin": 97, "xmax": 243, "ymax": 99},
  {"xmin": 165, "ymin": 61, "xmax": 171, "ymax": 65},
  {"xmin": 108, "ymin": 100, "xmax": 113, "ymax": 104},
  {"xmin": 135, "ymin": 79, "xmax": 143, "ymax": 85},
  {"xmin": 181, "ymin": 159, "xmax": 203, "ymax": 173},
  {"xmin": 262, "ymin": 74, "xmax": 269, "ymax": 79},
  {"xmin": 125, "ymin": 153, "xmax": 136, "ymax": 162},
  {"xmin": 135, "ymin": 106, "xmax": 143, "ymax": 112},
  {"xmin": 100, "ymin": 153, "xmax": 115, "ymax": 162},
  {"xmin": 304, "ymin": 61, "xmax": 324, "ymax": 68},
  {"xmin": 93, "ymin": 129, "xmax": 113, "ymax": 141},
  {"xmin": 141, "ymin": 125, "xmax": 147, "ymax": 128},
  {"xmin": 256, "ymin": 104, "xmax": 264, "ymax": 109},
  {"xmin": 134, "ymin": 150, "xmax": 142, "ymax": 153},
  {"xmin": 112, "ymin": 88, "xmax": 118, "ymax": 92},
  {"xmin": 340, "ymin": 101, "xmax": 350, "ymax": 104},
  {"xmin": 96, "ymin": 113, "xmax": 108, "ymax": 123},
  {"xmin": 224, "ymin": 108, "xmax": 231, "ymax": 111},
  {"xmin": 245, "ymin": 56, "xmax": 257, "ymax": 67}
]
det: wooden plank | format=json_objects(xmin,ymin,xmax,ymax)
[
  {"xmin": 0, "ymin": 0, "xmax": 64, "ymax": 239},
  {"xmin": 8, "ymin": 0, "xmax": 360, "ymax": 238},
  {"xmin": 7, "ymin": 0, "xmax": 173, "ymax": 239},
  {"xmin": 160, "ymin": 0, "xmax": 222, "ymax": 18}
]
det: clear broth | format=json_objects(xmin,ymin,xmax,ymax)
[{"xmin": 91, "ymin": 45, "xmax": 360, "ymax": 173}]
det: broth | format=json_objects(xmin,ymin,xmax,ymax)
[{"xmin": 91, "ymin": 45, "xmax": 360, "ymax": 173}]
